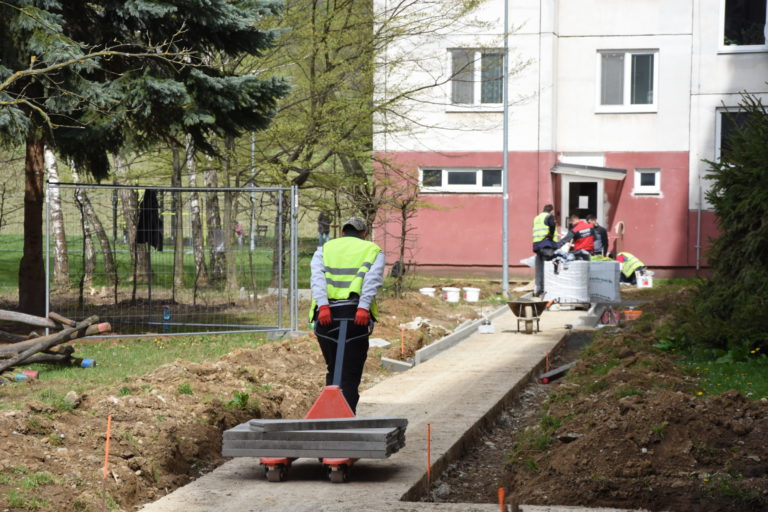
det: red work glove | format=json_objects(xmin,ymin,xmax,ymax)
[
  {"xmin": 317, "ymin": 305, "xmax": 332, "ymax": 326},
  {"xmin": 354, "ymin": 308, "xmax": 371, "ymax": 326}
]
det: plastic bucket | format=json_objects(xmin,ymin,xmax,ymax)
[
  {"xmin": 636, "ymin": 272, "xmax": 653, "ymax": 288},
  {"xmin": 419, "ymin": 287, "xmax": 436, "ymax": 297},
  {"xmin": 463, "ymin": 287, "xmax": 480, "ymax": 302},
  {"xmin": 623, "ymin": 309, "xmax": 643, "ymax": 321},
  {"xmin": 442, "ymin": 287, "xmax": 460, "ymax": 302}
]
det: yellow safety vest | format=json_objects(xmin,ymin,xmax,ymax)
[
  {"xmin": 618, "ymin": 252, "xmax": 644, "ymax": 278},
  {"xmin": 309, "ymin": 236, "xmax": 381, "ymax": 323},
  {"xmin": 532, "ymin": 213, "xmax": 553, "ymax": 243}
]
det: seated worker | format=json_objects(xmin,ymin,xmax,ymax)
[
  {"xmin": 557, "ymin": 213, "xmax": 594, "ymax": 261},
  {"xmin": 586, "ymin": 214, "xmax": 609, "ymax": 257},
  {"xmin": 617, "ymin": 252, "xmax": 646, "ymax": 285}
]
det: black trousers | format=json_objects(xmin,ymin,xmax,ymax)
[{"xmin": 314, "ymin": 303, "xmax": 370, "ymax": 413}]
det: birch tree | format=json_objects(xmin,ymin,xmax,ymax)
[{"xmin": 44, "ymin": 148, "xmax": 69, "ymax": 289}]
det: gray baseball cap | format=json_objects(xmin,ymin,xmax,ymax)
[{"xmin": 342, "ymin": 216, "xmax": 367, "ymax": 232}]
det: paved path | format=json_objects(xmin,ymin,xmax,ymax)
[{"xmin": 141, "ymin": 307, "xmax": 641, "ymax": 512}]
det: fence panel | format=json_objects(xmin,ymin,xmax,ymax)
[{"xmin": 46, "ymin": 184, "xmax": 298, "ymax": 336}]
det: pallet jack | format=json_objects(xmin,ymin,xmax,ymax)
[{"xmin": 260, "ymin": 317, "xmax": 376, "ymax": 483}]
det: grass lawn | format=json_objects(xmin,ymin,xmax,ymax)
[{"xmin": 0, "ymin": 331, "xmax": 272, "ymax": 410}]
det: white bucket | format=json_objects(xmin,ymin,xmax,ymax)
[
  {"xmin": 419, "ymin": 287, "xmax": 436, "ymax": 297},
  {"xmin": 442, "ymin": 287, "xmax": 460, "ymax": 302},
  {"xmin": 636, "ymin": 272, "xmax": 653, "ymax": 288},
  {"xmin": 463, "ymin": 287, "xmax": 480, "ymax": 302}
]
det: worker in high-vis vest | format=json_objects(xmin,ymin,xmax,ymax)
[
  {"xmin": 309, "ymin": 216, "xmax": 385, "ymax": 412},
  {"xmin": 616, "ymin": 252, "xmax": 646, "ymax": 285},
  {"xmin": 532, "ymin": 204, "xmax": 557, "ymax": 296}
]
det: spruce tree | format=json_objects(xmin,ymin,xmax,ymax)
[
  {"xmin": 689, "ymin": 94, "xmax": 768, "ymax": 354},
  {"xmin": 0, "ymin": 0, "xmax": 288, "ymax": 314}
]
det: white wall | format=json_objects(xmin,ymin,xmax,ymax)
[
  {"xmin": 688, "ymin": 0, "xmax": 768, "ymax": 209},
  {"xmin": 373, "ymin": 0, "xmax": 556, "ymax": 153},
  {"xmin": 556, "ymin": 34, "xmax": 692, "ymax": 152}
]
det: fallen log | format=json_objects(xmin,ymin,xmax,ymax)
[
  {"xmin": 0, "ymin": 352, "xmax": 72, "ymax": 365},
  {"xmin": 0, "ymin": 310, "xmax": 58, "ymax": 330},
  {"xmin": 0, "ymin": 322, "xmax": 111, "ymax": 355},
  {"xmin": 0, "ymin": 330, "xmax": 28, "ymax": 343},
  {"xmin": 0, "ymin": 315, "xmax": 98, "ymax": 373},
  {"xmin": 48, "ymin": 312, "xmax": 76, "ymax": 327},
  {"xmin": 0, "ymin": 346, "xmax": 75, "ymax": 359}
]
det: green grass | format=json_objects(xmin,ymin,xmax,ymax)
[
  {"xmin": 1, "ymin": 332, "xmax": 272, "ymax": 409},
  {"xmin": 688, "ymin": 355, "xmax": 768, "ymax": 400}
]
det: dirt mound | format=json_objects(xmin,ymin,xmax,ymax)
[
  {"xmin": 0, "ymin": 335, "xmax": 367, "ymax": 512},
  {"xmin": 504, "ymin": 313, "xmax": 768, "ymax": 511}
]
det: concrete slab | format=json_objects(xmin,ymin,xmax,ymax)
[{"xmin": 140, "ymin": 308, "xmax": 632, "ymax": 512}]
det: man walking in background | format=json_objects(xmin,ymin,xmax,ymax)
[
  {"xmin": 532, "ymin": 204, "xmax": 557, "ymax": 296},
  {"xmin": 309, "ymin": 216, "xmax": 385, "ymax": 412}
]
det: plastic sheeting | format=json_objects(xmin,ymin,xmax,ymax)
[{"xmin": 543, "ymin": 261, "xmax": 590, "ymax": 303}]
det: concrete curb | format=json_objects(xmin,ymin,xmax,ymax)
[
  {"xmin": 414, "ymin": 305, "xmax": 509, "ymax": 365},
  {"xmin": 381, "ymin": 357, "xmax": 414, "ymax": 372}
]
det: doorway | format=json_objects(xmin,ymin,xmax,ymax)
[{"xmin": 561, "ymin": 176, "xmax": 604, "ymax": 227}]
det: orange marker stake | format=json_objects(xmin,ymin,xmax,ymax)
[
  {"xmin": 401, "ymin": 327, "xmax": 405, "ymax": 357},
  {"xmin": 103, "ymin": 414, "xmax": 112, "ymax": 479},
  {"xmin": 426, "ymin": 423, "xmax": 432, "ymax": 489},
  {"xmin": 498, "ymin": 487, "xmax": 505, "ymax": 512}
]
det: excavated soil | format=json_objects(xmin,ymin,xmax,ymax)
[
  {"xmin": 0, "ymin": 289, "xmax": 489, "ymax": 512},
  {"xmin": 436, "ymin": 291, "xmax": 768, "ymax": 511}
]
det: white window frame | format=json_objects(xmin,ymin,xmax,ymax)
[
  {"xmin": 419, "ymin": 167, "xmax": 503, "ymax": 193},
  {"xmin": 719, "ymin": 0, "xmax": 768, "ymax": 54},
  {"xmin": 715, "ymin": 106, "xmax": 749, "ymax": 160},
  {"xmin": 446, "ymin": 48, "xmax": 504, "ymax": 113},
  {"xmin": 633, "ymin": 168, "xmax": 661, "ymax": 196},
  {"xmin": 595, "ymin": 50, "xmax": 659, "ymax": 114}
]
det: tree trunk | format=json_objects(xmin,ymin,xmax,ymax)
[
  {"xmin": 19, "ymin": 134, "xmax": 46, "ymax": 315},
  {"xmin": 186, "ymin": 139, "xmax": 207, "ymax": 285},
  {"xmin": 114, "ymin": 155, "xmax": 148, "ymax": 285},
  {"xmin": 223, "ymin": 137, "xmax": 238, "ymax": 295},
  {"xmin": 171, "ymin": 145, "xmax": 185, "ymax": 295},
  {"xmin": 44, "ymin": 148, "xmax": 69, "ymax": 290},
  {"xmin": 204, "ymin": 163, "xmax": 225, "ymax": 281},
  {"xmin": 270, "ymin": 190, "xmax": 290, "ymax": 288},
  {"xmin": 71, "ymin": 169, "xmax": 96, "ymax": 292},
  {"xmin": 71, "ymin": 167, "xmax": 117, "ymax": 287}
]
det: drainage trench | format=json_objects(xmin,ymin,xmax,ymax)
[{"xmin": 402, "ymin": 331, "xmax": 594, "ymax": 503}]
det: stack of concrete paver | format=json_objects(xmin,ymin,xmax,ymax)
[{"xmin": 222, "ymin": 417, "xmax": 408, "ymax": 459}]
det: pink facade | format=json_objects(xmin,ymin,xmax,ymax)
[{"xmin": 375, "ymin": 150, "xmax": 715, "ymax": 272}]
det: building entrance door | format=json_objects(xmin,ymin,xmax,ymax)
[{"xmin": 561, "ymin": 176, "xmax": 604, "ymax": 228}]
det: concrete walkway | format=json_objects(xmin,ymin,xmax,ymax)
[{"xmin": 141, "ymin": 307, "xmax": 640, "ymax": 512}]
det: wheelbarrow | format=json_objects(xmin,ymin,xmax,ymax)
[{"xmin": 507, "ymin": 299, "xmax": 549, "ymax": 334}]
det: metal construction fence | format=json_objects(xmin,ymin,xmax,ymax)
[{"xmin": 44, "ymin": 183, "xmax": 299, "ymax": 336}]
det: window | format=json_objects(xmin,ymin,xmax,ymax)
[
  {"xmin": 633, "ymin": 168, "xmax": 661, "ymax": 195},
  {"xmin": 716, "ymin": 109, "xmax": 750, "ymax": 160},
  {"xmin": 597, "ymin": 50, "xmax": 658, "ymax": 112},
  {"xmin": 449, "ymin": 49, "xmax": 504, "ymax": 107},
  {"xmin": 721, "ymin": 0, "xmax": 768, "ymax": 50},
  {"xmin": 420, "ymin": 168, "xmax": 502, "ymax": 192}
]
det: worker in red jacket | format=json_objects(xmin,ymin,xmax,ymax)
[{"xmin": 557, "ymin": 213, "xmax": 594, "ymax": 260}]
